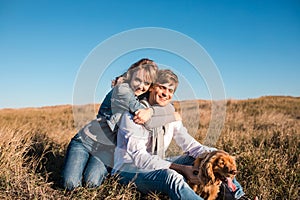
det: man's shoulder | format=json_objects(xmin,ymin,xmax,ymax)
[{"xmin": 166, "ymin": 103, "xmax": 175, "ymax": 111}]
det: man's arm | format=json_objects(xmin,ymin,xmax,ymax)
[{"xmin": 171, "ymin": 121, "xmax": 217, "ymax": 158}]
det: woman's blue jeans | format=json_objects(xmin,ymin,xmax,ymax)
[
  {"xmin": 61, "ymin": 133, "xmax": 114, "ymax": 190},
  {"xmin": 116, "ymin": 155, "xmax": 245, "ymax": 200}
]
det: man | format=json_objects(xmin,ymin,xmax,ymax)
[{"xmin": 112, "ymin": 69, "xmax": 247, "ymax": 200}]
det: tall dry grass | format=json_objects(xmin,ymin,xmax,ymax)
[{"xmin": 0, "ymin": 96, "xmax": 299, "ymax": 199}]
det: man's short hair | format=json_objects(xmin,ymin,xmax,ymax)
[{"xmin": 156, "ymin": 69, "xmax": 179, "ymax": 92}]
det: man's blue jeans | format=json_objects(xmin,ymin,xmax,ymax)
[
  {"xmin": 115, "ymin": 155, "xmax": 245, "ymax": 200},
  {"xmin": 61, "ymin": 133, "xmax": 113, "ymax": 190}
]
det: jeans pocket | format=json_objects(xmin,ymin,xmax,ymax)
[{"xmin": 73, "ymin": 133, "xmax": 83, "ymax": 142}]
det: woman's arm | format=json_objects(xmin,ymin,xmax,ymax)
[{"xmin": 111, "ymin": 83, "xmax": 146, "ymax": 114}]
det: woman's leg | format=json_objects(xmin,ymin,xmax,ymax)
[
  {"xmin": 83, "ymin": 154, "xmax": 109, "ymax": 188},
  {"xmin": 61, "ymin": 135, "xmax": 90, "ymax": 190}
]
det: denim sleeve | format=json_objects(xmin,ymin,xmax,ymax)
[
  {"xmin": 97, "ymin": 89, "xmax": 113, "ymax": 119},
  {"xmin": 111, "ymin": 83, "xmax": 145, "ymax": 114}
]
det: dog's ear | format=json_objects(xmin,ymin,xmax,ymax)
[
  {"xmin": 198, "ymin": 152, "xmax": 210, "ymax": 159},
  {"xmin": 205, "ymin": 162, "xmax": 215, "ymax": 182},
  {"xmin": 193, "ymin": 157, "xmax": 201, "ymax": 169}
]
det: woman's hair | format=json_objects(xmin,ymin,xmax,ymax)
[
  {"xmin": 128, "ymin": 58, "xmax": 157, "ymax": 71},
  {"xmin": 155, "ymin": 69, "xmax": 179, "ymax": 92},
  {"xmin": 122, "ymin": 63, "xmax": 158, "ymax": 85},
  {"xmin": 111, "ymin": 58, "xmax": 158, "ymax": 87},
  {"xmin": 111, "ymin": 73, "xmax": 125, "ymax": 88}
]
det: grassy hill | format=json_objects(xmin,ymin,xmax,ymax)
[{"xmin": 0, "ymin": 96, "xmax": 299, "ymax": 199}]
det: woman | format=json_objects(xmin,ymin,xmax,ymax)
[{"xmin": 61, "ymin": 58, "xmax": 180, "ymax": 190}]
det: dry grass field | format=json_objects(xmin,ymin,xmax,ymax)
[{"xmin": 0, "ymin": 96, "xmax": 299, "ymax": 200}]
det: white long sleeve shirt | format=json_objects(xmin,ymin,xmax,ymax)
[{"xmin": 113, "ymin": 111, "xmax": 217, "ymax": 173}]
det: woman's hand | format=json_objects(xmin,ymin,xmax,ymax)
[{"xmin": 133, "ymin": 108, "xmax": 153, "ymax": 124}]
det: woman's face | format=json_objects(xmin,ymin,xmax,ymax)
[{"xmin": 130, "ymin": 69, "xmax": 152, "ymax": 96}]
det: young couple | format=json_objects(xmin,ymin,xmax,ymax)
[{"xmin": 62, "ymin": 58, "xmax": 249, "ymax": 200}]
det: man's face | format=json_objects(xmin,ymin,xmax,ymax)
[{"xmin": 149, "ymin": 83, "xmax": 175, "ymax": 106}]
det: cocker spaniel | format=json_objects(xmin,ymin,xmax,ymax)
[{"xmin": 190, "ymin": 150, "xmax": 237, "ymax": 200}]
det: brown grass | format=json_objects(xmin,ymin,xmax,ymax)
[{"xmin": 0, "ymin": 96, "xmax": 299, "ymax": 199}]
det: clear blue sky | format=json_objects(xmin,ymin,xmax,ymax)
[{"xmin": 1, "ymin": 0, "xmax": 299, "ymax": 109}]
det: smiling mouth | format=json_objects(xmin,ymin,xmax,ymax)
[
  {"xmin": 158, "ymin": 96, "xmax": 168, "ymax": 101},
  {"xmin": 135, "ymin": 88, "xmax": 144, "ymax": 92}
]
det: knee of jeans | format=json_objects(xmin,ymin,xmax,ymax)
[
  {"xmin": 83, "ymin": 172, "xmax": 106, "ymax": 188},
  {"xmin": 85, "ymin": 180, "xmax": 100, "ymax": 188},
  {"xmin": 63, "ymin": 177, "xmax": 82, "ymax": 190},
  {"xmin": 84, "ymin": 177, "xmax": 103, "ymax": 188}
]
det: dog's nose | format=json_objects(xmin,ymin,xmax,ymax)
[{"xmin": 230, "ymin": 170, "xmax": 237, "ymax": 175}]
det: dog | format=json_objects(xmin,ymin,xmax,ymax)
[{"xmin": 190, "ymin": 150, "xmax": 237, "ymax": 200}]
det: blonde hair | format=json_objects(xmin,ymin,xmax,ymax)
[
  {"xmin": 128, "ymin": 58, "xmax": 157, "ymax": 70},
  {"xmin": 123, "ymin": 64, "xmax": 158, "ymax": 85},
  {"xmin": 111, "ymin": 58, "xmax": 158, "ymax": 87}
]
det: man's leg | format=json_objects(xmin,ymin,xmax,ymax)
[
  {"xmin": 117, "ymin": 168, "xmax": 204, "ymax": 200},
  {"xmin": 232, "ymin": 177, "xmax": 246, "ymax": 199}
]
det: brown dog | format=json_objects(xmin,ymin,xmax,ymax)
[{"xmin": 190, "ymin": 150, "xmax": 237, "ymax": 200}]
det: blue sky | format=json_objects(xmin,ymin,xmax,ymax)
[{"xmin": 1, "ymin": 0, "xmax": 299, "ymax": 109}]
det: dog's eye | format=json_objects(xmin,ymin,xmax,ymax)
[{"xmin": 193, "ymin": 170, "xmax": 199, "ymax": 175}]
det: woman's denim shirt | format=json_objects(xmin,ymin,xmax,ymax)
[
  {"xmin": 97, "ymin": 83, "xmax": 144, "ymax": 131},
  {"xmin": 97, "ymin": 89, "xmax": 113, "ymax": 120}
]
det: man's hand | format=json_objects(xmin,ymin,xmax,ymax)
[
  {"xmin": 181, "ymin": 165, "xmax": 201, "ymax": 185},
  {"xmin": 133, "ymin": 108, "xmax": 153, "ymax": 124},
  {"xmin": 170, "ymin": 163, "xmax": 201, "ymax": 185}
]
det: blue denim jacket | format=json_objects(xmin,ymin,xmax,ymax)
[
  {"xmin": 97, "ymin": 89, "xmax": 113, "ymax": 120},
  {"xmin": 97, "ymin": 83, "xmax": 144, "ymax": 131}
]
